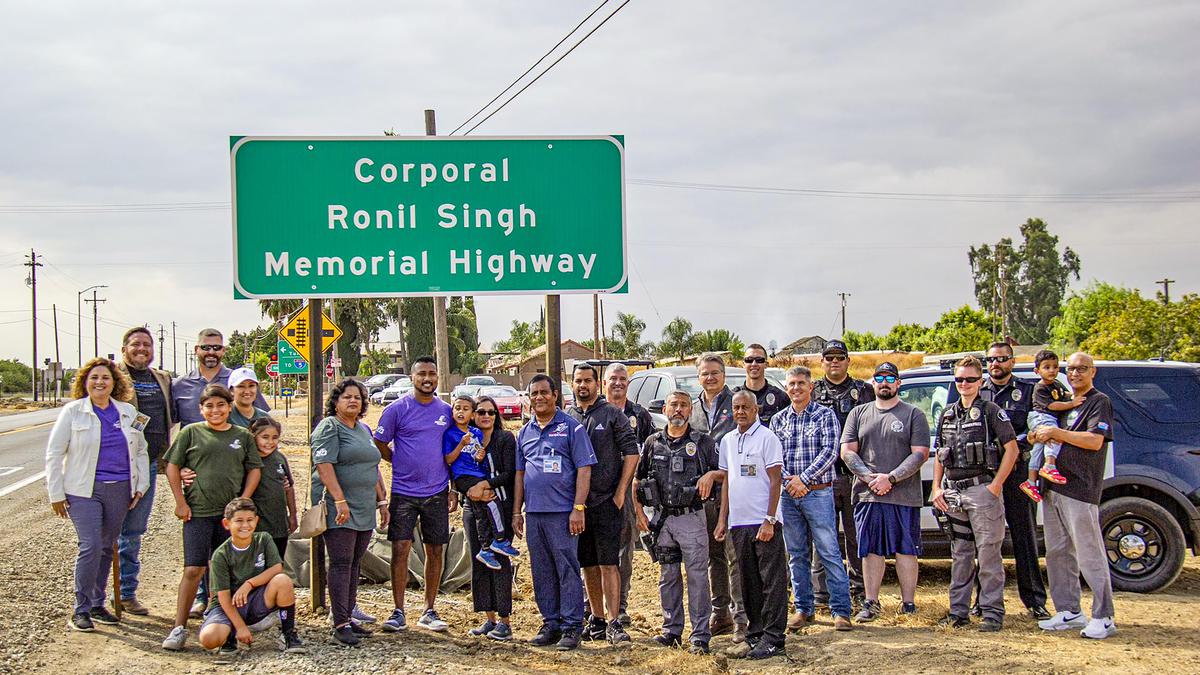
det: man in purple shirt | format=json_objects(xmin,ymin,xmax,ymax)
[{"xmin": 373, "ymin": 356, "xmax": 455, "ymax": 633}]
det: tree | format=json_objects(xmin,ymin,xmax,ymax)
[
  {"xmin": 0, "ymin": 359, "xmax": 32, "ymax": 394},
  {"xmin": 608, "ymin": 312, "xmax": 653, "ymax": 359},
  {"xmin": 969, "ymin": 218, "xmax": 1081, "ymax": 343},
  {"xmin": 1050, "ymin": 282, "xmax": 1143, "ymax": 351},
  {"xmin": 360, "ymin": 349, "xmax": 392, "ymax": 376},
  {"xmin": 922, "ymin": 306, "xmax": 995, "ymax": 354},
  {"xmin": 657, "ymin": 317, "xmax": 698, "ymax": 361},
  {"xmin": 402, "ymin": 297, "xmax": 435, "ymax": 362},
  {"xmin": 1081, "ymin": 293, "xmax": 1200, "ymax": 361},
  {"xmin": 841, "ymin": 330, "xmax": 883, "ymax": 351},
  {"xmin": 881, "ymin": 323, "xmax": 930, "ymax": 352},
  {"xmin": 694, "ymin": 329, "xmax": 745, "ymax": 360},
  {"xmin": 494, "ymin": 318, "xmax": 545, "ymax": 359},
  {"xmin": 447, "ymin": 298, "xmax": 481, "ymax": 374}
]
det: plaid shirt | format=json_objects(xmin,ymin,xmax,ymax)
[{"xmin": 769, "ymin": 400, "xmax": 841, "ymax": 486}]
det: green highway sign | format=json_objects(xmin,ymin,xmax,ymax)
[
  {"xmin": 277, "ymin": 340, "xmax": 308, "ymax": 374},
  {"xmin": 230, "ymin": 136, "xmax": 626, "ymax": 298}
]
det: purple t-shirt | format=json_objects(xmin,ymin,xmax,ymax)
[
  {"xmin": 93, "ymin": 403, "xmax": 131, "ymax": 481},
  {"xmin": 374, "ymin": 393, "xmax": 453, "ymax": 498}
]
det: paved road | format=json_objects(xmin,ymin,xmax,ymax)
[{"xmin": 0, "ymin": 408, "xmax": 62, "ymax": 498}]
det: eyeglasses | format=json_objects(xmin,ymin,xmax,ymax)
[
  {"xmin": 954, "ymin": 376, "xmax": 983, "ymax": 384},
  {"xmin": 743, "ymin": 356, "xmax": 767, "ymax": 364},
  {"xmin": 873, "ymin": 375, "xmax": 897, "ymax": 384},
  {"xmin": 984, "ymin": 356, "xmax": 1013, "ymax": 364},
  {"xmin": 824, "ymin": 355, "xmax": 848, "ymax": 362},
  {"xmin": 197, "ymin": 344, "xmax": 225, "ymax": 352},
  {"xmin": 475, "ymin": 409, "xmax": 498, "ymax": 416},
  {"xmin": 1065, "ymin": 365, "xmax": 1091, "ymax": 373}
]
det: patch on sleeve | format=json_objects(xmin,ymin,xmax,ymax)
[{"xmin": 1097, "ymin": 421, "xmax": 1110, "ymax": 431}]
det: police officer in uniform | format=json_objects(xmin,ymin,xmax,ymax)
[
  {"xmin": 687, "ymin": 353, "xmax": 746, "ymax": 639},
  {"xmin": 739, "ymin": 343, "xmax": 788, "ymax": 425},
  {"xmin": 931, "ymin": 356, "xmax": 1020, "ymax": 632},
  {"xmin": 633, "ymin": 390, "xmax": 723, "ymax": 654},
  {"xmin": 978, "ymin": 342, "xmax": 1051, "ymax": 619},
  {"xmin": 810, "ymin": 339, "xmax": 872, "ymax": 605}
]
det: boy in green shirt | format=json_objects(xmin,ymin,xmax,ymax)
[{"xmin": 198, "ymin": 498, "xmax": 304, "ymax": 654}]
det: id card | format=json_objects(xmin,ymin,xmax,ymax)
[
  {"xmin": 740, "ymin": 464, "xmax": 757, "ymax": 477},
  {"xmin": 543, "ymin": 457, "xmax": 563, "ymax": 474},
  {"xmin": 132, "ymin": 414, "xmax": 150, "ymax": 432}
]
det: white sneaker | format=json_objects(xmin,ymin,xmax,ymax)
[
  {"xmin": 1081, "ymin": 617, "xmax": 1117, "ymax": 639},
  {"xmin": 417, "ymin": 609, "xmax": 449, "ymax": 632},
  {"xmin": 1038, "ymin": 611, "xmax": 1087, "ymax": 631},
  {"xmin": 248, "ymin": 611, "xmax": 280, "ymax": 632},
  {"xmin": 162, "ymin": 625, "xmax": 188, "ymax": 651}
]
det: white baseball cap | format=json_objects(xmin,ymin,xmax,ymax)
[{"xmin": 228, "ymin": 366, "xmax": 259, "ymax": 389}]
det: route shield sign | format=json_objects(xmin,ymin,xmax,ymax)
[{"xmin": 230, "ymin": 136, "xmax": 626, "ymax": 298}]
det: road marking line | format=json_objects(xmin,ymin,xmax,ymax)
[
  {"xmin": 0, "ymin": 471, "xmax": 46, "ymax": 499},
  {"xmin": 0, "ymin": 421, "xmax": 54, "ymax": 436},
  {"xmin": 0, "ymin": 467, "xmax": 20, "ymax": 477}
]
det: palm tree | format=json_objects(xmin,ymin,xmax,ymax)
[
  {"xmin": 610, "ymin": 312, "xmax": 649, "ymax": 358},
  {"xmin": 657, "ymin": 316, "xmax": 697, "ymax": 361}
]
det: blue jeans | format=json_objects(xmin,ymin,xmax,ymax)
[
  {"xmin": 117, "ymin": 473, "xmax": 157, "ymax": 600},
  {"xmin": 526, "ymin": 512, "xmax": 585, "ymax": 632},
  {"xmin": 780, "ymin": 487, "xmax": 852, "ymax": 618}
]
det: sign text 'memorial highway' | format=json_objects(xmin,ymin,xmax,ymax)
[{"xmin": 230, "ymin": 136, "xmax": 626, "ymax": 299}]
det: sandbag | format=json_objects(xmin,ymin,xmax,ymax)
[{"xmin": 288, "ymin": 527, "xmax": 471, "ymax": 593}]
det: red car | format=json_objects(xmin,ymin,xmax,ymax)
[{"xmin": 478, "ymin": 385, "xmax": 525, "ymax": 420}]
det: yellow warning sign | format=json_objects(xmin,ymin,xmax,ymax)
[{"xmin": 279, "ymin": 304, "xmax": 343, "ymax": 356}]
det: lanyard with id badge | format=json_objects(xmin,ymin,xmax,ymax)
[
  {"xmin": 737, "ymin": 432, "xmax": 758, "ymax": 477},
  {"xmin": 541, "ymin": 441, "xmax": 563, "ymax": 474},
  {"xmin": 132, "ymin": 413, "xmax": 151, "ymax": 432}
]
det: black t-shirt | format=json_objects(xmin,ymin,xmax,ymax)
[
  {"xmin": 741, "ymin": 381, "xmax": 789, "ymax": 426},
  {"xmin": 566, "ymin": 398, "xmax": 639, "ymax": 507},
  {"xmin": 1046, "ymin": 389, "xmax": 1113, "ymax": 505},
  {"xmin": 1033, "ymin": 379, "xmax": 1074, "ymax": 420},
  {"xmin": 127, "ymin": 366, "xmax": 168, "ymax": 440}
]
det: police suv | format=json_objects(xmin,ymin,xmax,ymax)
[{"xmin": 901, "ymin": 360, "xmax": 1200, "ymax": 593}]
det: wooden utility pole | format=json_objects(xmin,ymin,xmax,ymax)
[
  {"xmin": 306, "ymin": 298, "xmax": 327, "ymax": 612},
  {"xmin": 592, "ymin": 294, "xmax": 600, "ymax": 357},
  {"xmin": 53, "ymin": 304, "xmax": 61, "ymax": 402},
  {"xmin": 157, "ymin": 325, "xmax": 166, "ymax": 370},
  {"xmin": 85, "ymin": 289, "xmax": 106, "ymax": 358},
  {"xmin": 24, "ymin": 250, "xmax": 42, "ymax": 400},
  {"xmin": 426, "ymin": 109, "xmax": 452, "ymax": 396},
  {"xmin": 1156, "ymin": 278, "xmax": 1175, "ymax": 305},
  {"xmin": 172, "ymin": 321, "xmax": 178, "ymax": 374},
  {"xmin": 546, "ymin": 295, "xmax": 563, "ymax": 387},
  {"xmin": 837, "ymin": 292, "xmax": 850, "ymax": 337},
  {"xmin": 599, "ymin": 297, "xmax": 608, "ymax": 358}
]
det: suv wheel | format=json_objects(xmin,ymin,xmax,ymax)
[{"xmin": 1098, "ymin": 496, "xmax": 1186, "ymax": 593}]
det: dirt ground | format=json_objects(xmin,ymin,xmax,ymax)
[{"xmin": 3, "ymin": 401, "xmax": 1198, "ymax": 674}]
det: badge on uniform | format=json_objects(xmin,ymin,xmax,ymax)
[
  {"xmin": 766, "ymin": 393, "xmax": 776, "ymax": 405},
  {"xmin": 890, "ymin": 419, "xmax": 905, "ymax": 432},
  {"xmin": 851, "ymin": 389, "xmax": 859, "ymax": 401},
  {"xmin": 740, "ymin": 464, "xmax": 757, "ymax": 477},
  {"xmin": 543, "ymin": 457, "xmax": 563, "ymax": 474},
  {"xmin": 685, "ymin": 442, "xmax": 697, "ymax": 456},
  {"xmin": 628, "ymin": 416, "xmax": 637, "ymax": 430},
  {"xmin": 970, "ymin": 407, "xmax": 980, "ymax": 420},
  {"xmin": 1011, "ymin": 389, "xmax": 1022, "ymax": 402},
  {"xmin": 997, "ymin": 409, "xmax": 1010, "ymax": 422},
  {"xmin": 132, "ymin": 413, "xmax": 150, "ymax": 432}
]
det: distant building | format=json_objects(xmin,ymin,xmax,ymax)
[
  {"xmin": 486, "ymin": 339, "xmax": 594, "ymax": 387},
  {"xmin": 362, "ymin": 340, "xmax": 407, "ymax": 372},
  {"xmin": 778, "ymin": 335, "xmax": 828, "ymax": 357}
]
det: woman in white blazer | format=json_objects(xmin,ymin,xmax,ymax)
[{"xmin": 46, "ymin": 357, "xmax": 150, "ymax": 633}]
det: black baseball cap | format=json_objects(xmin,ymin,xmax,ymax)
[
  {"xmin": 822, "ymin": 339, "xmax": 848, "ymax": 356},
  {"xmin": 874, "ymin": 362, "xmax": 900, "ymax": 378}
]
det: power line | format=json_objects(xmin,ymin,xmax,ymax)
[
  {"xmin": 460, "ymin": 0, "xmax": 633, "ymax": 135},
  {"xmin": 450, "ymin": 0, "xmax": 615, "ymax": 135}
]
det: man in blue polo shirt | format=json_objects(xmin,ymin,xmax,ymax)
[
  {"xmin": 513, "ymin": 374, "xmax": 597, "ymax": 652},
  {"xmin": 172, "ymin": 328, "xmax": 269, "ymax": 427}
]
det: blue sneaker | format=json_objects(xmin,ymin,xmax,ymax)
[
  {"xmin": 351, "ymin": 605, "xmax": 377, "ymax": 624},
  {"xmin": 382, "ymin": 608, "xmax": 407, "ymax": 632},
  {"xmin": 489, "ymin": 539, "xmax": 520, "ymax": 558},
  {"xmin": 476, "ymin": 549, "xmax": 503, "ymax": 571}
]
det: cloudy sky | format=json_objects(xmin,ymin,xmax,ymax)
[{"xmin": 2, "ymin": 1, "xmax": 1197, "ymax": 371}]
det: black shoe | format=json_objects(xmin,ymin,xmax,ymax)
[
  {"xmin": 583, "ymin": 616, "xmax": 606, "ymax": 641},
  {"xmin": 854, "ymin": 599, "xmax": 882, "ymax": 622},
  {"xmin": 938, "ymin": 614, "xmax": 969, "ymax": 628},
  {"xmin": 652, "ymin": 633, "xmax": 682, "ymax": 648},
  {"xmin": 219, "ymin": 632, "xmax": 239, "ymax": 655},
  {"xmin": 68, "ymin": 612, "xmax": 95, "ymax": 632},
  {"xmin": 349, "ymin": 621, "xmax": 373, "ymax": 638},
  {"xmin": 556, "ymin": 628, "xmax": 582, "ymax": 651},
  {"xmin": 606, "ymin": 619, "xmax": 630, "ymax": 644},
  {"xmin": 688, "ymin": 640, "xmax": 710, "ymax": 655},
  {"xmin": 979, "ymin": 618, "xmax": 1003, "ymax": 632},
  {"xmin": 469, "ymin": 619, "xmax": 497, "ymax": 637},
  {"xmin": 89, "ymin": 607, "xmax": 120, "ymax": 625},
  {"xmin": 332, "ymin": 625, "xmax": 361, "ymax": 646},
  {"xmin": 529, "ymin": 625, "xmax": 562, "ymax": 647},
  {"xmin": 1029, "ymin": 606, "xmax": 1052, "ymax": 621},
  {"xmin": 280, "ymin": 629, "xmax": 306, "ymax": 653},
  {"xmin": 969, "ymin": 604, "xmax": 983, "ymax": 617},
  {"xmin": 746, "ymin": 640, "xmax": 785, "ymax": 660},
  {"xmin": 900, "ymin": 602, "xmax": 917, "ymax": 615}
]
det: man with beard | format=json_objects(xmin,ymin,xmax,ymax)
[
  {"xmin": 688, "ymin": 353, "xmax": 746, "ymax": 641},
  {"xmin": 634, "ymin": 390, "xmax": 722, "ymax": 653},
  {"xmin": 839, "ymin": 363, "xmax": 929, "ymax": 622},
  {"xmin": 114, "ymin": 326, "xmax": 173, "ymax": 615},
  {"xmin": 810, "ymin": 339, "xmax": 872, "ymax": 606},
  {"xmin": 978, "ymin": 342, "xmax": 1050, "ymax": 620},
  {"xmin": 602, "ymin": 363, "xmax": 654, "ymax": 625},
  {"xmin": 567, "ymin": 364, "xmax": 638, "ymax": 644},
  {"xmin": 740, "ymin": 344, "xmax": 788, "ymax": 425}
]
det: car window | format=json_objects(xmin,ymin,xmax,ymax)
[
  {"xmin": 635, "ymin": 376, "xmax": 661, "ymax": 407},
  {"xmin": 898, "ymin": 382, "xmax": 951, "ymax": 433},
  {"xmin": 674, "ymin": 375, "xmax": 703, "ymax": 398},
  {"xmin": 626, "ymin": 376, "xmax": 646, "ymax": 403},
  {"xmin": 1111, "ymin": 375, "xmax": 1200, "ymax": 424}
]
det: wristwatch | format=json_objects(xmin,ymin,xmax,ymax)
[
  {"xmin": 573, "ymin": 504, "xmax": 586, "ymax": 512},
  {"xmin": 887, "ymin": 474, "xmax": 897, "ymax": 485},
  {"xmin": 764, "ymin": 515, "xmax": 778, "ymax": 525}
]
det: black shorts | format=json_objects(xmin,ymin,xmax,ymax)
[
  {"xmin": 578, "ymin": 498, "xmax": 621, "ymax": 568},
  {"xmin": 453, "ymin": 475, "xmax": 488, "ymax": 496},
  {"xmin": 183, "ymin": 514, "xmax": 229, "ymax": 567},
  {"xmin": 387, "ymin": 490, "xmax": 450, "ymax": 545},
  {"xmin": 200, "ymin": 586, "xmax": 274, "ymax": 630}
]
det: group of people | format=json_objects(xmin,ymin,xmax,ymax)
[{"xmin": 45, "ymin": 329, "xmax": 1119, "ymax": 660}]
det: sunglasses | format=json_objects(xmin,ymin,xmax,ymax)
[
  {"xmin": 474, "ymin": 409, "xmax": 498, "ymax": 416},
  {"xmin": 984, "ymin": 356, "xmax": 1013, "ymax": 364},
  {"xmin": 197, "ymin": 344, "xmax": 225, "ymax": 352},
  {"xmin": 873, "ymin": 375, "xmax": 897, "ymax": 384},
  {"xmin": 743, "ymin": 357, "xmax": 767, "ymax": 364},
  {"xmin": 955, "ymin": 376, "xmax": 983, "ymax": 384},
  {"xmin": 824, "ymin": 355, "xmax": 848, "ymax": 362}
]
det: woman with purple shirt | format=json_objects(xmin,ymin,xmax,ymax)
[{"xmin": 46, "ymin": 358, "xmax": 150, "ymax": 633}]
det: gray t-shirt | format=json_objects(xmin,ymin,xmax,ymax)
[
  {"xmin": 311, "ymin": 417, "xmax": 381, "ymax": 532},
  {"xmin": 840, "ymin": 401, "xmax": 930, "ymax": 507}
]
